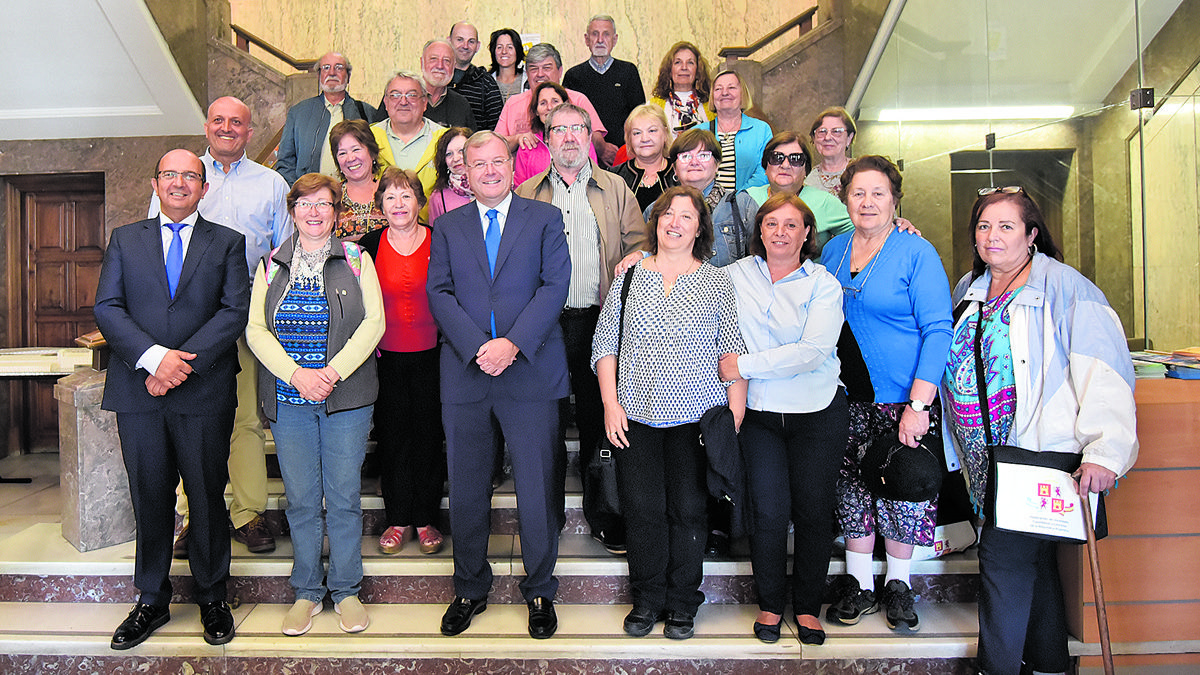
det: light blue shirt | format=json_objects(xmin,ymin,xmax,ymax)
[
  {"xmin": 727, "ymin": 256, "xmax": 844, "ymax": 413},
  {"xmin": 588, "ymin": 56, "xmax": 615, "ymax": 75},
  {"xmin": 474, "ymin": 192, "xmax": 513, "ymax": 237},
  {"xmin": 135, "ymin": 212, "xmax": 201, "ymax": 376},
  {"xmin": 149, "ymin": 151, "xmax": 293, "ymax": 278}
]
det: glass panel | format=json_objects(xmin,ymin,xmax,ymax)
[{"xmin": 851, "ymin": 0, "xmax": 1197, "ymax": 351}]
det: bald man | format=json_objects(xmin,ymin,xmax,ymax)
[
  {"xmin": 449, "ymin": 22, "xmax": 504, "ymax": 130},
  {"xmin": 149, "ymin": 96, "xmax": 293, "ymax": 559}
]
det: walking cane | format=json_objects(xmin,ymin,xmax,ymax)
[{"xmin": 1081, "ymin": 490, "xmax": 1115, "ymax": 675}]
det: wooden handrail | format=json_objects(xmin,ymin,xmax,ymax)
[
  {"xmin": 231, "ymin": 24, "xmax": 317, "ymax": 72},
  {"xmin": 717, "ymin": 7, "xmax": 818, "ymax": 61}
]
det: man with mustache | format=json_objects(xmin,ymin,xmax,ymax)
[
  {"xmin": 516, "ymin": 104, "xmax": 644, "ymax": 555},
  {"xmin": 563, "ymin": 15, "xmax": 645, "ymax": 165},
  {"xmin": 276, "ymin": 52, "xmax": 376, "ymax": 184},
  {"xmin": 371, "ymin": 40, "xmax": 476, "ymax": 130}
]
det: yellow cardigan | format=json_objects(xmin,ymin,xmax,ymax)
[{"xmin": 370, "ymin": 120, "xmax": 446, "ymax": 223}]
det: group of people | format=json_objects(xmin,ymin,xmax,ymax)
[{"xmin": 91, "ymin": 15, "xmax": 1139, "ymax": 675}]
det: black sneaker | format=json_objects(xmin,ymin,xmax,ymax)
[
  {"xmin": 882, "ymin": 579, "xmax": 919, "ymax": 631},
  {"xmin": 592, "ymin": 530, "xmax": 627, "ymax": 556},
  {"xmin": 825, "ymin": 577, "xmax": 878, "ymax": 625}
]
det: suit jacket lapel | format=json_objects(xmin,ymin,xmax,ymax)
[
  {"xmin": 309, "ymin": 102, "xmax": 330, "ymax": 168},
  {"xmin": 141, "ymin": 218, "xmax": 172, "ymax": 300},
  {"xmin": 171, "ymin": 216, "xmax": 215, "ymax": 304},
  {"xmin": 493, "ymin": 194, "xmax": 528, "ymax": 279}
]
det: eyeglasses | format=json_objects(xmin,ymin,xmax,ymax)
[
  {"xmin": 548, "ymin": 123, "xmax": 588, "ymax": 136},
  {"xmin": 319, "ymin": 64, "xmax": 347, "ymax": 73},
  {"xmin": 156, "ymin": 170, "xmax": 202, "ymax": 183},
  {"xmin": 386, "ymin": 91, "xmax": 423, "ymax": 102},
  {"xmin": 467, "ymin": 157, "xmax": 512, "ymax": 171},
  {"xmin": 766, "ymin": 152, "xmax": 807, "ymax": 168},
  {"xmin": 296, "ymin": 200, "xmax": 334, "ymax": 211},
  {"xmin": 677, "ymin": 150, "xmax": 714, "ymax": 163},
  {"xmin": 813, "ymin": 127, "xmax": 847, "ymax": 139},
  {"xmin": 978, "ymin": 185, "xmax": 1024, "ymax": 196}
]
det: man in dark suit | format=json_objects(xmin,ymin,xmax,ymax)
[
  {"xmin": 427, "ymin": 130, "xmax": 570, "ymax": 640},
  {"xmin": 275, "ymin": 52, "xmax": 375, "ymax": 184},
  {"xmin": 94, "ymin": 149, "xmax": 250, "ymax": 650}
]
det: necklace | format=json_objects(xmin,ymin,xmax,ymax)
[
  {"xmin": 849, "ymin": 229, "xmax": 890, "ymax": 273},
  {"xmin": 652, "ymin": 256, "xmax": 697, "ymax": 296},
  {"xmin": 833, "ymin": 228, "xmax": 890, "ymax": 299}
]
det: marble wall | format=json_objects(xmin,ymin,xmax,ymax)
[{"xmin": 226, "ymin": 0, "xmax": 815, "ymax": 108}]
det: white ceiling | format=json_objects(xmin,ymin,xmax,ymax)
[
  {"xmin": 0, "ymin": 0, "xmax": 204, "ymax": 141},
  {"xmin": 857, "ymin": 0, "xmax": 1185, "ymax": 120}
]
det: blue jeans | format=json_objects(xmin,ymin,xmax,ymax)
[{"xmin": 273, "ymin": 402, "xmax": 373, "ymax": 604}]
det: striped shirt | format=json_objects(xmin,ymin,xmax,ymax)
[
  {"xmin": 549, "ymin": 163, "xmax": 602, "ymax": 308},
  {"xmin": 716, "ymin": 131, "xmax": 737, "ymax": 192},
  {"xmin": 452, "ymin": 64, "xmax": 505, "ymax": 131}
]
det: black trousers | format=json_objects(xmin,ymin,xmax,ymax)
[
  {"xmin": 117, "ymin": 408, "xmax": 234, "ymax": 606},
  {"xmin": 375, "ymin": 347, "xmax": 445, "ymax": 528},
  {"xmin": 617, "ymin": 420, "xmax": 707, "ymax": 616},
  {"xmin": 741, "ymin": 394, "xmax": 848, "ymax": 617},
  {"xmin": 976, "ymin": 524, "xmax": 1071, "ymax": 675},
  {"xmin": 559, "ymin": 306, "xmax": 622, "ymax": 537}
]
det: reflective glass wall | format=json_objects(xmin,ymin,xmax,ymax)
[{"xmin": 851, "ymin": 0, "xmax": 1199, "ymax": 349}]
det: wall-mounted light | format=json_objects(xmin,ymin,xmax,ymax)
[{"xmin": 876, "ymin": 106, "xmax": 1075, "ymax": 121}]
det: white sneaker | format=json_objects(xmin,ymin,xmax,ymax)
[
  {"xmin": 281, "ymin": 599, "xmax": 321, "ymax": 636},
  {"xmin": 335, "ymin": 596, "xmax": 370, "ymax": 633}
]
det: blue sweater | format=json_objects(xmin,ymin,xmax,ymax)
[{"xmin": 820, "ymin": 230, "xmax": 952, "ymax": 403}]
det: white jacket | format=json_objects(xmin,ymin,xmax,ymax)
[{"xmin": 942, "ymin": 253, "xmax": 1138, "ymax": 477}]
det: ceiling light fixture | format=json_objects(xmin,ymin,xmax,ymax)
[{"xmin": 876, "ymin": 106, "xmax": 1075, "ymax": 121}]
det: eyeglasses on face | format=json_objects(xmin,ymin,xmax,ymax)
[
  {"xmin": 978, "ymin": 185, "xmax": 1024, "ymax": 196},
  {"xmin": 157, "ymin": 170, "xmax": 202, "ymax": 183},
  {"xmin": 386, "ymin": 91, "xmax": 423, "ymax": 102},
  {"xmin": 296, "ymin": 200, "xmax": 334, "ymax": 211},
  {"xmin": 548, "ymin": 123, "xmax": 588, "ymax": 136},
  {"xmin": 766, "ymin": 152, "xmax": 807, "ymax": 168},
  {"xmin": 677, "ymin": 150, "xmax": 714, "ymax": 163},
  {"xmin": 467, "ymin": 157, "xmax": 512, "ymax": 171},
  {"xmin": 814, "ymin": 127, "xmax": 847, "ymax": 139},
  {"xmin": 319, "ymin": 64, "xmax": 347, "ymax": 73}
]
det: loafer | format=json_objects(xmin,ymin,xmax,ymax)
[
  {"xmin": 527, "ymin": 597, "xmax": 557, "ymax": 639},
  {"xmin": 281, "ymin": 599, "xmax": 321, "ymax": 636},
  {"xmin": 172, "ymin": 525, "xmax": 189, "ymax": 560},
  {"xmin": 199, "ymin": 600, "xmax": 235, "ymax": 645},
  {"xmin": 440, "ymin": 596, "xmax": 487, "ymax": 636},
  {"xmin": 663, "ymin": 611, "xmax": 695, "ymax": 640},
  {"xmin": 232, "ymin": 514, "xmax": 275, "ymax": 554},
  {"xmin": 753, "ymin": 620, "xmax": 781, "ymax": 643},
  {"xmin": 335, "ymin": 596, "xmax": 370, "ymax": 633},
  {"xmin": 623, "ymin": 606, "xmax": 666, "ymax": 637},
  {"xmin": 111, "ymin": 602, "xmax": 170, "ymax": 650}
]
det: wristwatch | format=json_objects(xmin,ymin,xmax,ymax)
[{"xmin": 908, "ymin": 398, "xmax": 930, "ymax": 412}]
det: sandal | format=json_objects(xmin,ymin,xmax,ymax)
[
  {"xmin": 378, "ymin": 525, "xmax": 413, "ymax": 554},
  {"xmin": 418, "ymin": 525, "xmax": 444, "ymax": 554}
]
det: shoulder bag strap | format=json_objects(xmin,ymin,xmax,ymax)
[
  {"xmin": 972, "ymin": 308, "xmax": 994, "ymax": 447},
  {"xmin": 728, "ymin": 192, "xmax": 745, "ymax": 260}
]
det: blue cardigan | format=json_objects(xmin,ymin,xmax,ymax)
[
  {"xmin": 820, "ymin": 229, "xmax": 953, "ymax": 403},
  {"xmin": 710, "ymin": 114, "xmax": 771, "ymax": 191}
]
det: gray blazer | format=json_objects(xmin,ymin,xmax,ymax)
[{"xmin": 275, "ymin": 94, "xmax": 375, "ymax": 185}]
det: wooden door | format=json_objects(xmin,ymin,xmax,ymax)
[{"xmin": 5, "ymin": 174, "xmax": 105, "ymax": 452}]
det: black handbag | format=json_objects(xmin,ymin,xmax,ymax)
[
  {"xmin": 859, "ymin": 427, "xmax": 944, "ymax": 502},
  {"xmin": 583, "ymin": 267, "xmax": 635, "ymax": 519},
  {"xmin": 972, "ymin": 305, "xmax": 1106, "ymax": 543}
]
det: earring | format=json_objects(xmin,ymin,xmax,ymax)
[{"xmin": 1029, "ymin": 243, "xmax": 1038, "ymax": 256}]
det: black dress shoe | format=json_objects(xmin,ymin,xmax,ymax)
[
  {"xmin": 527, "ymin": 597, "xmax": 557, "ymax": 639},
  {"xmin": 440, "ymin": 596, "xmax": 487, "ymax": 636},
  {"xmin": 623, "ymin": 606, "xmax": 666, "ymax": 637},
  {"xmin": 663, "ymin": 611, "xmax": 695, "ymax": 640},
  {"xmin": 753, "ymin": 620, "xmax": 781, "ymax": 643},
  {"xmin": 704, "ymin": 531, "xmax": 730, "ymax": 558},
  {"xmin": 796, "ymin": 623, "xmax": 826, "ymax": 645},
  {"xmin": 199, "ymin": 601, "xmax": 235, "ymax": 645},
  {"xmin": 111, "ymin": 602, "xmax": 170, "ymax": 650}
]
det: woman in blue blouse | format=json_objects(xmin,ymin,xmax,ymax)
[
  {"xmin": 722, "ymin": 193, "xmax": 846, "ymax": 645},
  {"xmin": 820, "ymin": 156, "xmax": 952, "ymax": 632},
  {"xmin": 592, "ymin": 185, "xmax": 747, "ymax": 641},
  {"xmin": 708, "ymin": 70, "xmax": 771, "ymax": 193}
]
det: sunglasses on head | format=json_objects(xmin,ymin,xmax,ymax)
[
  {"xmin": 978, "ymin": 185, "xmax": 1023, "ymax": 196},
  {"xmin": 766, "ymin": 152, "xmax": 807, "ymax": 168}
]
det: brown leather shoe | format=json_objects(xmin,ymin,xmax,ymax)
[
  {"xmin": 172, "ymin": 525, "xmax": 189, "ymax": 560},
  {"xmin": 232, "ymin": 514, "xmax": 275, "ymax": 553}
]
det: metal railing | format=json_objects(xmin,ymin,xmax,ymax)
[
  {"xmin": 717, "ymin": 7, "xmax": 818, "ymax": 63},
  {"xmin": 231, "ymin": 24, "xmax": 316, "ymax": 72}
]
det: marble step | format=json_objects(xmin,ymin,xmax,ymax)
[
  {"xmin": 0, "ymin": 522, "xmax": 978, "ymax": 606},
  {"xmin": 0, "ymin": 599, "xmax": 983, "ymax": 674}
]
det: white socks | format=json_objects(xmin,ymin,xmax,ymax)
[
  {"xmin": 885, "ymin": 553, "xmax": 911, "ymax": 586},
  {"xmin": 845, "ymin": 550, "xmax": 874, "ymax": 592}
]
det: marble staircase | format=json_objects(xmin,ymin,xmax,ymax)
[{"xmin": 0, "ymin": 442, "xmax": 990, "ymax": 674}]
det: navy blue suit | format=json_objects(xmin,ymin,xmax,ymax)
[
  {"xmin": 427, "ymin": 194, "xmax": 570, "ymax": 601},
  {"xmin": 275, "ymin": 94, "xmax": 375, "ymax": 185},
  {"xmin": 94, "ymin": 215, "xmax": 249, "ymax": 606}
]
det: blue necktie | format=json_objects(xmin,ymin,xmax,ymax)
[
  {"xmin": 485, "ymin": 209, "xmax": 500, "ymax": 338},
  {"xmin": 165, "ymin": 222, "xmax": 186, "ymax": 298}
]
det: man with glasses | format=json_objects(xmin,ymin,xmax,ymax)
[
  {"xmin": 428, "ymin": 130, "xmax": 571, "ymax": 640},
  {"xmin": 97, "ymin": 148, "xmax": 249, "ymax": 650},
  {"xmin": 370, "ymin": 40, "xmax": 477, "ymax": 130},
  {"xmin": 516, "ymin": 104, "xmax": 643, "ymax": 555},
  {"xmin": 276, "ymin": 52, "xmax": 376, "ymax": 185},
  {"xmin": 149, "ymin": 96, "xmax": 292, "ymax": 561},
  {"xmin": 371, "ymin": 70, "xmax": 447, "ymax": 220}
]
